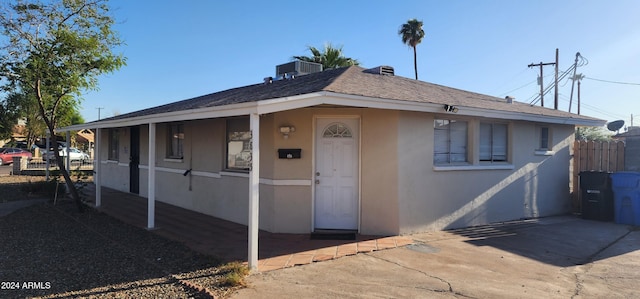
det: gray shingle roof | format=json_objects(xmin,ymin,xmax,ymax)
[{"xmin": 102, "ymin": 65, "xmax": 600, "ymax": 123}]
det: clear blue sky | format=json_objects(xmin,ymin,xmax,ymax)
[{"xmin": 83, "ymin": 0, "xmax": 640, "ymax": 130}]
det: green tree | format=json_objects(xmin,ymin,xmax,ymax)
[
  {"xmin": 399, "ymin": 18, "xmax": 425, "ymax": 80},
  {"xmin": 576, "ymin": 126, "xmax": 612, "ymax": 142},
  {"xmin": 292, "ymin": 43, "xmax": 359, "ymax": 70},
  {"xmin": 0, "ymin": 92, "xmax": 28, "ymax": 140},
  {"xmin": 0, "ymin": 0, "xmax": 125, "ymax": 211},
  {"xmin": 0, "ymin": 89, "xmax": 64, "ymax": 149}
]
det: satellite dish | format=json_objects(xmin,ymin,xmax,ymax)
[{"xmin": 607, "ymin": 120, "xmax": 625, "ymax": 132}]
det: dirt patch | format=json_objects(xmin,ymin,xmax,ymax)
[
  {"xmin": 0, "ymin": 176, "xmax": 50, "ymax": 203},
  {"xmin": 0, "ymin": 177, "xmax": 246, "ymax": 298}
]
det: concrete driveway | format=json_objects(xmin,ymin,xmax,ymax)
[{"xmin": 232, "ymin": 216, "xmax": 639, "ymax": 298}]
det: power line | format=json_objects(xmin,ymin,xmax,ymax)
[
  {"xmin": 491, "ymin": 67, "xmax": 531, "ymax": 95},
  {"xmin": 558, "ymin": 93, "xmax": 627, "ymax": 120},
  {"xmin": 529, "ymin": 63, "xmax": 576, "ymax": 106},
  {"xmin": 584, "ymin": 77, "xmax": 640, "ymax": 86},
  {"xmin": 527, "ymin": 61, "xmax": 556, "ymax": 106},
  {"xmin": 498, "ymin": 79, "xmax": 537, "ymax": 97}
]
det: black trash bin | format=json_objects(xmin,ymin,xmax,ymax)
[{"xmin": 579, "ymin": 171, "xmax": 614, "ymax": 221}]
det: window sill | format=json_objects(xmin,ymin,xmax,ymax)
[
  {"xmin": 221, "ymin": 170, "xmax": 250, "ymax": 178},
  {"xmin": 164, "ymin": 158, "xmax": 183, "ymax": 163},
  {"xmin": 434, "ymin": 164, "xmax": 514, "ymax": 171},
  {"xmin": 534, "ymin": 150, "xmax": 555, "ymax": 156}
]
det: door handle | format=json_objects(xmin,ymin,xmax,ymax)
[
  {"xmin": 315, "ymin": 180, "xmax": 320, "ymax": 184},
  {"xmin": 316, "ymin": 172, "xmax": 320, "ymax": 176}
]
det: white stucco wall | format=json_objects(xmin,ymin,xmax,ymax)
[
  {"xmin": 98, "ymin": 127, "xmax": 130, "ymax": 192},
  {"xmin": 97, "ymin": 107, "xmax": 576, "ymax": 236},
  {"xmin": 396, "ymin": 111, "xmax": 575, "ymax": 233}
]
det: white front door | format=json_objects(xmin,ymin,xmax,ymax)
[{"xmin": 314, "ymin": 118, "xmax": 359, "ymax": 230}]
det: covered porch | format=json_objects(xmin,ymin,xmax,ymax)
[{"xmin": 83, "ymin": 184, "xmax": 413, "ymax": 272}]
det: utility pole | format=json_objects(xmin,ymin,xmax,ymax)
[
  {"xmin": 96, "ymin": 107, "xmax": 104, "ymax": 120},
  {"xmin": 568, "ymin": 52, "xmax": 580, "ymax": 113},
  {"xmin": 554, "ymin": 48, "xmax": 559, "ymax": 110},
  {"xmin": 528, "ymin": 61, "xmax": 556, "ymax": 107},
  {"xmin": 577, "ymin": 78, "xmax": 581, "ymax": 115}
]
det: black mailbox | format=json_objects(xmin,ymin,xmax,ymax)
[{"xmin": 278, "ymin": 149, "xmax": 301, "ymax": 159}]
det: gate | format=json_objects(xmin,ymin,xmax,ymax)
[{"xmin": 571, "ymin": 140, "xmax": 625, "ymax": 212}]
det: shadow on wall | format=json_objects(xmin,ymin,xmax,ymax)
[{"xmin": 432, "ymin": 155, "xmax": 565, "ymax": 231}]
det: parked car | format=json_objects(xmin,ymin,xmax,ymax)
[
  {"xmin": 5, "ymin": 141, "xmax": 28, "ymax": 149},
  {"xmin": 46, "ymin": 147, "xmax": 90, "ymax": 162},
  {"xmin": 0, "ymin": 147, "xmax": 33, "ymax": 165}
]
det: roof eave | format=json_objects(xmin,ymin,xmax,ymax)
[
  {"xmin": 320, "ymin": 92, "xmax": 605, "ymax": 126},
  {"xmin": 57, "ymin": 91, "xmax": 604, "ymax": 132},
  {"xmin": 56, "ymin": 92, "xmax": 328, "ymax": 133}
]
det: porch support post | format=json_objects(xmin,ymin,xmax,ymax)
[
  {"xmin": 147, "ymin": 123, "xmax": 156, "ymax": 229},
  {"xmin": 65, "ymin": 131, "xmax": 71, "ymax": 171},
  {"xmin": 248, "ymin": 113, "xmax": 260, "ymax": 271},
  {"xmin": 95, "ymin": 128, "xmax": 102, "ymax": 207}
]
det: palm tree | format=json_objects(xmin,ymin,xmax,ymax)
[
  {"xmin": 293, "ymin": 43, "xmax": 359, "ymax": 70},
  {"xmin": 399, "ymin": 19, "xmax": 425, "ymax": 80}
]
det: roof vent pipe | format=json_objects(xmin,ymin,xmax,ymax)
[{"xmin": 505, "ymin": 96, "xmax": 514, "ymax": 104}]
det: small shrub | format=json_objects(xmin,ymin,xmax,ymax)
[
  {"xmin": 20, "ymin": 179, "xmax": 61, "ymax": 198},
  {"xmin": 219, "ymin": 261, "xmax": 250, "ymax": 286},
  {"xmin": 70, "ymin": 168, "xmax": 90, "ymax": 202}
]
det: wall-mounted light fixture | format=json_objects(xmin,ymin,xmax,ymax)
[
  {"xmin": 444, "ymin": 104, "xmax": 459, "ymax": 113},
  {"xmin": 279, "ymin": 126, "xmax": 296, "ymax": 139}
]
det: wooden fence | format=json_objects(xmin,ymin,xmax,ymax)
[{"xmin": 571, "ymin": 140, "xmax": 625, "ymax": 212}]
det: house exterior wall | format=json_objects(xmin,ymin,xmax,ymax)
[
  {"xmin": 396, "ymin": 111, "xmax": 575, "ymax": 233},
  {"xmin": 97, "ymin": 107, "xmax": 575, "ymax": 235},
  {"xmin": 263, "ymin": 108, "xmax": 399, "ymax": 234},
  {"xmin": 99, "ymin": 127, "xmax": 130, "ymax": 192},
  {"xmin": 360, "ymin": 109, "xmax": 400, "ymax": 235}
]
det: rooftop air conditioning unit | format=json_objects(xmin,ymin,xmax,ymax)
[{"xmin": 276, "ymin": 61, "xmax": 323, "ymax": 77}]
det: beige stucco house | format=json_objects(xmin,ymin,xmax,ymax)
[{"xmin": 60, "ymin": 63, "xmax": 604, "ymax": 269}]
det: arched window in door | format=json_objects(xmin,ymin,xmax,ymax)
[{"xmin": 322, "ymin": 123, "xmax": 353, "ymax": 138}]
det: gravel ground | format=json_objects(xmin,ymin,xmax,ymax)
[
  {"xmin": 0, "ymin": 175, "xmax": 48, "ymax": 203},
  {"xmin": 0, "ymin": 176, "xmax": 243, "ymax": 298}
]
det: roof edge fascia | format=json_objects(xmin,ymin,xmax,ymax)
[
  {"xmin": 57, "ymin": 101, "xmax": 256, "ymax": 132},
  {"xmin": 58, "ymin": 90, "xmax": 603, "ymax": 132},
  {"xmin": 57, "ymin": 92, "xmax": 328, "ymax": 132},
  {"xmin": 320, "ymin": 92, "xmax": 605, "ymax": 126}
]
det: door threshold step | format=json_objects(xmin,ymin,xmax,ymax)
[{"xmin": 310, "ymin": 229, "xmax": 357, "ymax": 240}]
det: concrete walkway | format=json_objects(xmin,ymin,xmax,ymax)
[
  {"xmin": 232, "ymin": 217, "xmax": 640, "ymax": 298},
  {"xmin": 83, "ymin": 184, "xmax": 413, "ymax": 272}
]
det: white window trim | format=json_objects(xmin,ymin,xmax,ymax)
[
  {"xmin": 434, "ymin": 164, "xmax": 514, "ymax": 171},
  {"xmin": 479, "ymin": 122, "xmax": 509, "ymax": 163},
  {"xmin": 226, "ymin": 117, "xmax": 251, "ymax": 171},
  {"xmin": 220, "ymin": 170, "xmax": 249, "ymax": 178},
  {"xmin": 536, "ymin": 126, "xmax": 552, "ymax": 152},
  {"xmin": 433, "ymin": 119, "xmax": 515, "ymax": 171},
  {"xmin": 108, "ymin": 129, "xmax": 120, "ymax": 161},
  {"xmin": 534, "ymin": 150, "xmax": 555, "ymax": 156},
  {"xmin": 433, "ymin": 119, "xmax": 469, "ymax": 165},
  {"xmin": 163, "ymin": 158, "xmax": 183, "ymax": 163},
  {"xmin": 166, "ymin": 123, "xmax": 185, "ymax": 159}
]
